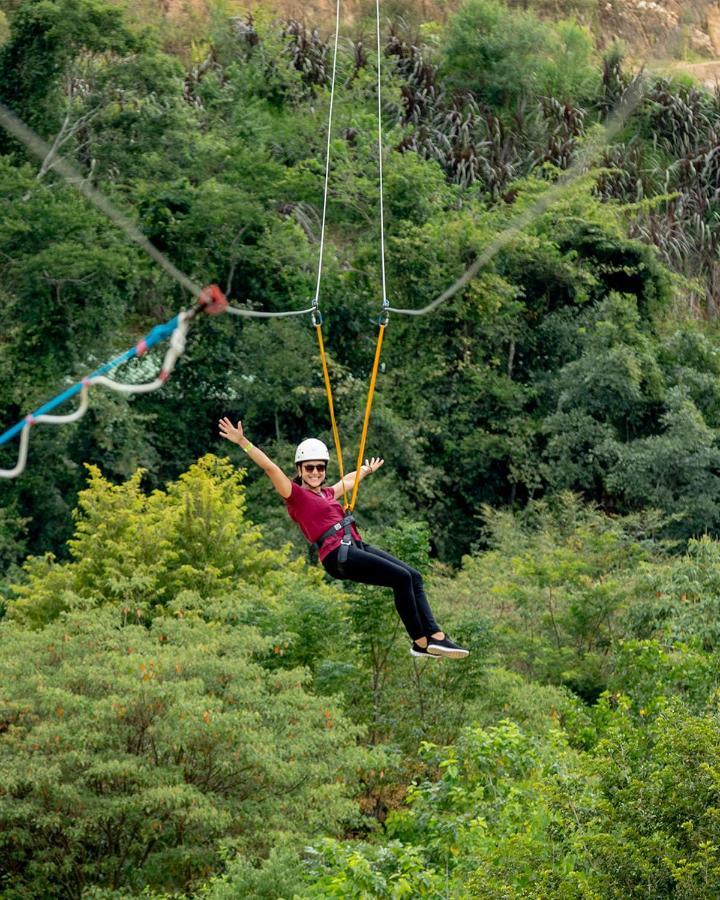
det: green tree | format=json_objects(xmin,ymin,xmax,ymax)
[
  {"xmin": 0, "ymin": 159, "xmax": 159, "ymax": 568},
  {"xmin": 441, "ymin": 0, "xmax": 598, "ymax": 108},
  {"xmin": 6, "ymin": 454, "xmax": 333, "ymax": 628},
  {"xmin": 606, "ymin": 390, "xmax": 720, "ymax": 537},
  {"xmin": 434, "ymin": 494, "xmax": 658, "ymax": 700},
  {"xmin": 0, "ymin": 0, "xmax": 140, "ymax": 141},
  {"xmin": 0, "ymin": 606, "xmax": 372, "ymax": 898},
  {"xmin": 575, "ymin": 699, "xmax": 720, "ymax": 898}
]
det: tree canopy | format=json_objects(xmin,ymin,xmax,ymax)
[{"xmin": 2, "ymin": 0, "xmax": 720, "ymax": 895}]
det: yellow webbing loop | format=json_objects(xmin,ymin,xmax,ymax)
[
  {"xmin": 348, "ymin": 322, "xmax": 386, "ymax": 512},
  {"xmin": 314, "ymin": 322, "xmax": 349, "ymax": 511}
]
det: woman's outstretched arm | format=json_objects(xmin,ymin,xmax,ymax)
[
  {"xmin": 218, "ymin": 417, "xmax": 292, "ymax": 499},
  {"xmin": 331, "ymin": 457, "xmax": 384, "ymax": 501}
]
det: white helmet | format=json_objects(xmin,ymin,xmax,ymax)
[{"xmin": 295, "ymin": 438, "xmax": 330, "ymax": 464}]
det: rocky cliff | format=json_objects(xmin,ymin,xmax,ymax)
[{"xmin": 599, "ymin": 0, "xmax": 720, "ymax": 58}]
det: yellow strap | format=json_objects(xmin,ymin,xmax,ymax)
[
  {"xmin": 348, "ymin": 323, "xmax": 386, "ymax": 512},
  {"xmin": 314, "ymin": 322, "xmax": 349, "ymax": 511}
]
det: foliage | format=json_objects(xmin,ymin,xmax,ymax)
[
  {"xmin": 301, "ymin": 719, "xmax": 585, "ymax": 898},
  {"xmin": 537, "ymin": 695, "xmax": 720, "ymax": 899},
  {"xmin": 0, "ymin": 605, "xmax": 370, "ymax": 898},
  {"xmin": 3, "ymin": 4, "xmax": 720, "ymax": 895},
  {"xmin": 626, "ymin": 535, "xmax": 720, "ymax": 652},
  {"xmin": 2, "ymin": 0, "xmax": 720, "ymax": 572},
  {"xmin": 433, "ymin": 494, "xmax": 659, "ymax": 701},
  {"xmin": 378, "ymin": 179, "xmax": 681, "ymax": 558},
  {"xmin": 322, "ymin": 518, "xmax": 491, "ymax": 759},
  {"xmin": 441, "ymin": 0, "xmax": 598, "ymax": 109},
  {"xmin": 5, "ymin": 454, "xmax": 332, "ymax": 629},
  {"xmin": 0, "ymin": 0, "xmax": 141, "ymax": 140},
  {"xmin": 302, "ymin": 702, "xmax": 720, "ymax": 899}
]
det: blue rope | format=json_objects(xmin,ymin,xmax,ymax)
[{"xmin": 0, "ymin": 315, "xmax": 179, "ymax": 448}]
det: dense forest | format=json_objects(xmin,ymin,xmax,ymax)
[{"xmin": 1, "ymin": 0, "xmax": 720, "ymax": 896}]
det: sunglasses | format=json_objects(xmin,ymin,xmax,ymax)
[{"xmin": 302, "ymin": 463, "xmax": 326, "ymax": 473}]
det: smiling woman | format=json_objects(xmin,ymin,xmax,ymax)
[{"xmin": 218, "ymin": 416, "xmax": 469, "ymax": 660}]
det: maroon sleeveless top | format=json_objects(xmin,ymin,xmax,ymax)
[{"xmin": 285, "ymin": 482, "xmax": 362, "ymax": 561}]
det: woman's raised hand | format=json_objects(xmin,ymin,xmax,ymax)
[
  {"xmin": 218, "ymin": 417, "xmax": 244, "ymax": 445},
  {"xmin": 364, "ymin": 457, "xmax": 384, "ymax": 474}
]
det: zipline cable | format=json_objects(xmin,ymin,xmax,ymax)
[
  {"xmin": 375, "ymin": 0, "xmax": 388, "ymax": 310},
  {"xmin": 0, "ymin": 103, "xmax": 200, "ymax": 297},
  {"xmin": 0, "ymin": 48, "xmax": 654, "ymax": 481},
  {"xmin": 225, "ymin": 304, "xmax": 313, "ymax": 319},
  {"xmin": 310, "ymin": 0, "xmax": 351, "ymax": 510},
  {"xmin": 0, "ymin": 102, "xmax": 313, "ymax": 319},
  {"xmin": 313, "ymin": 0, "xmax": 342, "ymax": 311},
  {"xmin": 386, "ymin": 74, "xmax": 648, "ymax": 317},
  {"xmin": 0, "ymin": 95, "xmax": 317, "ymax": 478},
  {"xmin": 347, "ymin": 0, "xmax": 389, "ymax": 512}
]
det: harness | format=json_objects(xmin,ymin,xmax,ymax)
[{"xmin": 310, "ymin": 514, "xmax": 357, "ymax": 570}]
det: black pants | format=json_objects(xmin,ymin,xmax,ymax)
[{"xmin": 322, "ymin": 542, "xmax": 440, "ymax": 641}]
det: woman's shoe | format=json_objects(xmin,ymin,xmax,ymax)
[
  {"xmin": 426, "ymin": 635, "xmax": 469, "ymax": 659},
  {"xmin": 410, "ymin": 640, "xmax": 438, "ymax": 658}
]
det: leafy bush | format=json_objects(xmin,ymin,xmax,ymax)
[
  {"xmin": 433, "ymin": 494, "xmax": 655, "ymax": 700},
  {"xmin": 442, "ymin": 0, "xmax": 598, "ymax": 108},
  {"xmin": 6, "ymin": 454, "xmax": 331, "ymax": 629},
  {"xmin": 0, "ymin": 606, "xmax": 372, "ymax": 897},
  {"xmin": 301, "ymin": 703, "xmax": 720, "ymax": 899}
]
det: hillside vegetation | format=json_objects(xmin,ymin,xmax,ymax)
[
  {"xmin": 107, "ymin": 1, "xmax": 720, "ymax": 61},
  {"xmin": 1, "ymin": 0, "xmax": 720, "ymax": 896}
]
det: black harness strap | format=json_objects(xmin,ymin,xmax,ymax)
[{"xmin": 311, "ymin": 514, "xmax": 357, "ymax": 569}]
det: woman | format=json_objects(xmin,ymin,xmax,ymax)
[{"xmin": 218, "ymin": 417, "xmax": 469, "ymax": 659}]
